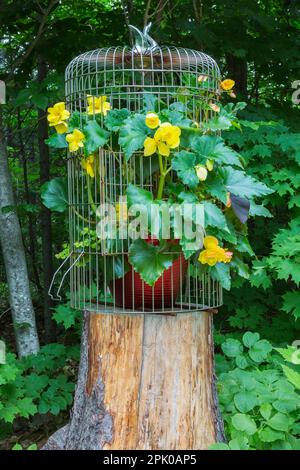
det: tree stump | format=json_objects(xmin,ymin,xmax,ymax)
[{"xmin": 43, "ymin": 310, "xmax": 225, "ymax": 450}]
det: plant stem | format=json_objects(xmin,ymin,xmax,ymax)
[
  {"xmin": 157, "ymin": 153, "xmax": 171, "ymax": 200},
  {"xmin": 87, "ymin": 175, "xmax": 97, "ymax": 214}
]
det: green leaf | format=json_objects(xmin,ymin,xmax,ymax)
[
  {"xmin": 12, "ymin": 444, "xmax": 23, "ymax": 450},
  {"xmin": 235, "ymin": 354, "xmax": 249, "ymax": 369},
  {"xmin": 267, "ymin": 412, "xmax": 290, "ymax": 432},
  {"xmin": 208, "ymin": 443, "xmax": 230, "ymax": 450},
  {"xmin": 31, "ymin": 93, "xmax": 48, "ymax": 110},
  {"xmin": 172, "ymin": 151, "xmax": 199, "ymax": 188},
  {"xmin": 249, "ymin": 339, "xmax": 272, "ymax": 363},
  {"xmin": 221, "ymin": 338, "xmax": 243, "ymax": 358},
  {"xmin": 232, "ymin": 255, "xmax": 250, "ymax": 279},
  {"xmin": 249, "ymin": 201, "xmax": 272, "ymax": 218},
  {"xmin": 203, "ymin": 201, "xmax": 229, "ymax": 231},
  {"xmin": 202, "ymin": 115, "xmax": 232, "ymax": 131},
  {"xmin": 0, "ymin": 403, "xmax": 19, "ymax": 423},
  {"xmin": 260, "ymin": 403, "xmax": 272, "ymax": 420},
  {"xmin": 234, "ymin": 391, "xmax": 257, "ymax": 413},
  {"xmin": 126, "ymin": 184, "xmax": 153, "ymax": 208},
  {"xmin": 119, "ymin": 114, "xmax": 149, "ymax": 160},
  {"xmin": 242, "ymin": 332, "xmax": 260, "ymax": 348},
  {"xmin": 17, "ymin": 397, "xmax": 37, "ymax": 418},
  {"xmin": 105, "ymin": 108, "xmax": 130, "ymax": 131},
  {"xmin": 83, "ymin": 120, "xmax": 109, "ymax": 154},
  {"xmin": 45, "ymin": 133, "xmax": 68, "ymax": 149},
  {"xmin": 220, "ymin": 167, "xmax": 273, "ymax": 199},
  {"xmin": 191, "ymin": 135, "xmax": 243, "ymax": 168},
  {"xmin": 210, "ymin": 262, "xmax": 231, "ymax": 290},
  {"xmin": 250, "ymin": 260, "xmax": 272, "ymax": 289},
  {"xmin": 282, "ymin": 291, "xmax": 300, "ymax": 319},
  {"xmin": 259, "ymin": 427, "xmax": 285, "ymax": 443},
  {"xmin": 41, "ymin": 177, "xmax": 68, "ymax": 212},
  {"xmin": 128, "ymin": 239, "xmax": 177, "ymax": 286},
  {"xmin": 232, "ymin": 413, "xmax": 257, "ymax": 435},
  {"xmin": 68, "ymin": 111, "xmax": 81, "ymax": 131},
  {"xmin": 52, "ymin": 304, "xmax": 80, "ymax": 330},
  {"xmin": 281, "ymin": 365, "xmax": 300, "ymax": 390},
  {"xmin": 275, "ymin": 346, "xmax": 300, "ymax": 364}
]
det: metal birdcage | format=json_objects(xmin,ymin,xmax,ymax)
[{"xmin": 53, "ymin": 24, "xmax": 223, "ymax": 313}]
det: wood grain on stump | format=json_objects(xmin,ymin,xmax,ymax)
[{"xmin": 43, "ymin": 310, "xmax": 225, "ymax": 450}]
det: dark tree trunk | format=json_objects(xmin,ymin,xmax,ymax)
[
  {"xmin": 226, "ymin": 53, "xmax": 248, "ymax": 98},
  {"xmin": 0, "ymin": 109, "xmax": 40, "ymax": 357},
  {"xmin": 43, "ymin": 310, "xmax": 225, "ymax": 450},
  {"xmin": 37, "ymin": 57, "xmax": 56, "ymax": 342},
  {"xmin": 17, "ymin": 109, "xmax": 42, "ymax": 293}
]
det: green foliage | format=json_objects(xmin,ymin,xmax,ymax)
[
  {"xmin": 119, "ymin": 114, "xmax": 149, "ymax": 160},
  {"xmin": 214, "ymin": 332, "xmax": 300, "ymax": 450},
  {"xmin": 83, "ymin": 120, "xmax": 109, "ymax": 154},
  {"xmin": 128, "ymin": 239, "xmax": 179, "ymax": 287},
  {"xmin": 0, "ymin": 343, "xmax": 79, "ymax": 427},
  {"xmin": 52, "ymin": 302, "xmax": 81, "ymax": 331},
  {"xmin": 41, "ymin": 177, "xmax": 68, "ymax": 213}
]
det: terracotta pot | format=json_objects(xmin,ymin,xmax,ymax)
[{"xmin": 111, "ymin": 240, "xmax": 188, "ymax": 310}]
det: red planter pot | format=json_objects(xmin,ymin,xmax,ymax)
[{"xmin": 111, "ymin": 240, "xmax": 188, "ymax": 310}]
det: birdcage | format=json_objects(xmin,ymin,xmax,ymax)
[{"xmin": 53, "ymin": 24, "xmax": 223, "ymax": 314}]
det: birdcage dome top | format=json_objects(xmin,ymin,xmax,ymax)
[
  {"xmin": 65, "ymin": 23, "xmax": 220, "ymax": 83},
  {"xmin": 66, "ymin": 44, "xmax": 220, "ymax": 79}
]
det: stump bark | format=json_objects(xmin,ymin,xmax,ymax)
[{"xmin": 43, "ymin": 310, "xmax": 225, "ymax": 450}]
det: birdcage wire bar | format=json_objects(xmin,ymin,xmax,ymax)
[{"xmin": 63, "ymin": 42, "xmax": 223, "ymax": 314}]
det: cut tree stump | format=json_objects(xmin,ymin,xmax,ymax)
[{"xmin": 43, "ymin": 310, "xmax": 225, "ymax": 450}]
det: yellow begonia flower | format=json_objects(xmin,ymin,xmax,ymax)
[
  {"xmin": 87, "ymin": 95, "xmax": 111, "ymax": 116},
  {"xmin": 220, "ymin": 79, "xmax": 235, "ymax": 91},
  {"xmin": 47, "ymin": 102, "xmax": 70, "ymax": 134},
  {"xmin": 144, "ymin": 137, "xmax": 158, "ymax": 156},
  {"xmin": 206, "ymin": 159, "xmax": 214, "ymax": 172},
  {"xmin": 66, "ymin": 129, "xmax": 85, "ymax": 152},
  {"xmin": 145, "ymin": 112, "xmax": 160, "ymax": 129},
  {"xmin": 55, "ymin": 122, "xmax": 69, "ymax": 134},
  {"xmin": 81, "ymin": 155, "xmax": 95, "ymax": 178},
  {"xmin": 155, "ymin": 123, "xmax": 181, "ymax": 148},
  {"xmin": 195, "ymin": 164, "xmax": 208, "ymax": 181},
  {"xmin": 198, "ymin": 236, "xmax": 233, "ymax": 266},
  {"xmin": 143, "ymin": 122, "xmax": 181, "ymax": 157}
]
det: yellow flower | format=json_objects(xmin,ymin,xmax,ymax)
[
  {"xmin": 66, "ymin": 129, "xmax": 85, "ymax": 152},
  {"xmin": 47, "ymin": 102, "xmax": 70, "ymax": 134},
  {"xmin": 143, "ymin": 122, "xmax": 181, "ymax": 157},
  {"xmin": 206, "ymin": 159, "xmax": 214, "ymax": 172},
  {"xmin": 204, "ymin": 236, "xmax": 219, "ymax": 249},
  {"xmin": 155, "ymin": 123, "xmax": 181, "ymax": 149},
  {"xmin": 220, "ymin": 79, "xmax": 235, "ymax": 91},
  {"xmin": 195, "ymin": 164, "xmax": 208, "ymax": 181},
  {"xmin": 87, "ymin": 95, "xmax": 111, "ymax": 116},
  {"xmin": 81, "ymin": 155, "xmax": 95, "ymax": 178},
  {"xmin": 55, "ymin": 122, "xmax": 69, "ymax": 134},
  {"xmin": 145, "ymin": 112, "xmax": 160, "ymax": 129},
  {"xmin": 144, "ymin": 137, "xmax": 158, "ymax": 156},
  {"xmin": 198, "ymin": 236, "xmax": 233, "ymax": 266}
]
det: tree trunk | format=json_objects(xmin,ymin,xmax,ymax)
[
  {"xmin": 0, "ymin": 110, "xmax": 39, "ymax": 357},
  {"xmin": 37, "ymin": 57, "xmax": 56, "ymax": 342},
  {"xmin": 43, "ymin": 310, "xmax": 225, "ymax": 450},
  {"xmin": 226, "ymin": 53, "xmax": 248, "ymax": 98}
]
